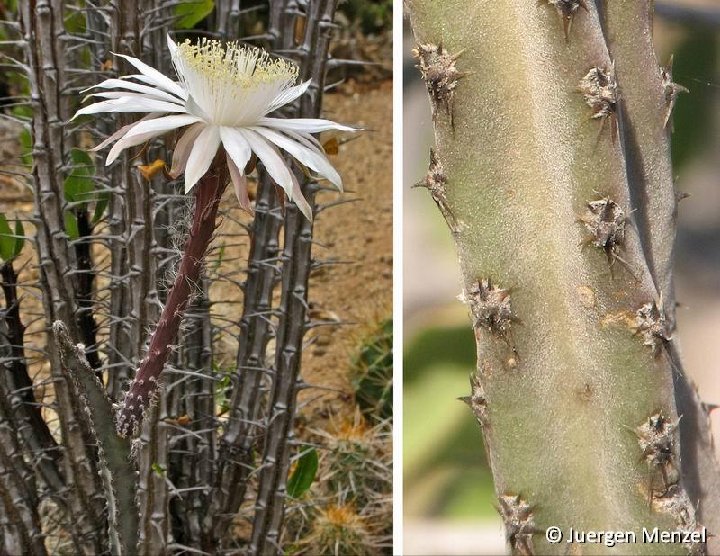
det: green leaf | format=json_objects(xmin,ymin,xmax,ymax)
[
  {"xmin": 19, "ymin": 128, "xmax": 32, "ymax": 166},
  {"xmin": 0, "ymin": 214, "xmax": 14, "ymax": 262},
  {"xmin": 213, "ymin": 361, "xmax": 233, "ymax": 415},
  {"xmin": 93, "ymin": 191, "xmax": 110, "ymax": 223},
  {"xmin": 175, "ymin": 0, "xmax": 215, "ymax": 29},
  {"xmin": 11, "ymin": 105, "xmax": 32, "ymax": 120},
  {"xmin": 64, "ymin": 4, "xmax": 87, "ymax": 34},
  {"xmin": 212, "ymin": 242, "xmax": 226, "ymax": 271},
  {"xmin": 286, "ymin": 447, "xmax": 318, "ymax": 498},
  {"xmin": 12, "ymin": 220, "xmax": 24, "ymax": 260},
  {"xmin": 71, "ymin": 148, "xmax": 94, "ymax": 168},
  {"xmin": 64, "ymin": 148, "xmax": 95, "ymax": 207},
  {"xmin": 64, "ymin": 211, "xmax": 79, "ymax": 240}
]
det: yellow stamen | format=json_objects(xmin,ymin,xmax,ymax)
[{"xmin": 176, "ymin": 39, "xmax": 298, "ymax": 88}]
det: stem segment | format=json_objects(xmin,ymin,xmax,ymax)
[
  {"xmin": 116, "ymin": 161, "xmax": 228, "ymax": 437},
  {"xmin": 407, "ymin": 2, "xmax": 702, "ymax": 553}
]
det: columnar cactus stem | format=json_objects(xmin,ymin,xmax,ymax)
[
  {"xmin": 249, "ymin": 197, "xmax": 315, "ymax": 555},
  {"xmin": 53, "ymin": 321, "xmax": 138, "ymax": 556},
  {"xmin": 0, "ymin": 262, "xmax": 58, "ymax": 465},
  {"xmin": 20, "ymin": 1, "xmax": 106, "ymax": 550},
  {"xmin": 74, "ymin": 210, "xmax": 102, "ymax": 374},
  {"xmin": 602, "ymin": 0, "xmax": 678, "ymax": 318},
  {"xmin": 169, "ymin": 279, "xmax": 215, "ymax": 547},
  {"xmin": 0, "ymin": 397, "xmax": 46, "ymax": 556},
  {"xmin": 407, "ymin": 1, "xmax": 717, "ymax": 554},
  {"xmin": 115, "ymin": 159, "xmax": 229, "ymax": 437},
  {"xmin": 250, "ymin": 1, "xmax": 339, "ymax": 552},
  {"xmin": 209, "ymin": 172, "xmax": 282, "ymax": 544},
  {"xmin": 102, "ymin": 0, "xmax": 148, "ymax": 399}
]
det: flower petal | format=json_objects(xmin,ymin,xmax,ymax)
[
  {"xmin": 104, "ymin": 116, "xmax": 198, "ymax": 164},
  {"xmin": 73, "ymin": 96, "xmax": 188, "ymax": 119},
  {"xmin": 266, "ymin": 80, "xmax": 311, "ymax": 113},
  {"xmin": 92, "ymin": 114, "xmax": 160, "ymax": 152},
  {"xmin": 105, "ymin": 130, "xmax": 158, "ymax": 165},
  {"xmin": 258, "ymin": 117, "xmax": 357, "ymax": 134},
  {"xmin": 113, "ymin": 52, "xmax": 187, "ymax": 100},
  {"xmin": 240, "ymin": 129, "xmax": 312, "ymax": 220},
  {"xmin": 252, "ymin": 126, "xmax": 342, "ymax": 190},
  {"xmin": 284, "ymin": 129, "xmax": 323, "ymax": 150},
  {"xmin": 122, "ymin": 114, "xmax": 200, "ymax": 141},
  {"xmin": 102, "ymin": 115, "xmax": 199, "ymax": 166},
  {"xmin": 185, "ymin": 94, "xmax": 212, "ymax": 122},
  {"xmin": 85, "ymin": 92, "xmax": 186, "ymax": 110},
  {"xmin": 167, "ymin": 34, "xmax": 181, "ymax": 69},
  {"xmin": 219, "ymin": 126, "xmax": 252, "ymax": 175},
  {"xmin": 166, "ymin": 34, "xmax": 178, "ymax": 59},
  {"xmin": 289, "ymin": 172, "xmax": 312, "ymax": 221},
  {"xmin": 226, "ymin": 153, "xmax": 252, "ymax": 212},
  {"xmin": 122, "ymin": 74, "xmax": 187, "ymax": 100},
  {"xmin": 184, "ymin": 125, "xmax": 221, "ymax": 193},
  {"xmin": 239, "ymin": 129, "xmax": 294, "ymax": 197},
  {"xmin": 170, "ymin": 122, "xmax": 205, "ymax": 178},
  {"xmin": 82, "ymin": 78, "xmax": 185, "ymax": 104}
]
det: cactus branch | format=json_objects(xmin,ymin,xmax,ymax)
[
  {"xmin": 250, "ymin": 0, "xmax": 339, "ymax": 552},
  {"xmin": 601, "ymin": 0, "xmax": 678, "ymax": 319},
  {"xmin": 20, "ymin": 1, "xmax": 107, "ymax": 549},
  {"xmin": 73, "ymin": 210, "xmax": 103, "ymax": 375},
  {"xmin": 209, "ymin": 172, "xmax": 282, "ymax": 543},
  {"xmin": 53, "ymin": 321, "xmax": 138, "ymax": 556},
  {"xmin": 0, "ymin": 261, "xmax": 59, "ymax": 469},
  {"xmin": 407, "ymin": 1, "xmax": 710, "ymax": 553}
]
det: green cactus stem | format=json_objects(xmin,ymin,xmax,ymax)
[{"xmin": 407, "ymin": 1, "xmax": 718, "ymax": 554}]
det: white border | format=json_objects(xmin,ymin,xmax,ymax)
[{"xmin": 392, "ymin": 0, "xmax": 404, "ymax": 552}]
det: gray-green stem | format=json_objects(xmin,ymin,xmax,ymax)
[{"xmin": 408, "ymin": 1, "xmax": 711, "ymax": 553}]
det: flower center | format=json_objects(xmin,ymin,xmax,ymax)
[{"xmin": 172, "ymin": 39, "xmax": 299, "ymax": 126}]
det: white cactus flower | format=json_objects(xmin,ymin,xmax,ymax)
[{"xmin": 73, "ymin": 36, "xmax": 355, "ymax": 220}]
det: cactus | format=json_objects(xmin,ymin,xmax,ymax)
[
  {"xmin": 407, "ymin": 1, "xmax": 720, "ymax": 554},
  {"xmin": 283, "ymin": 322, "xmax": 394, "ymax": 555},
  {"xmin": 1, "ymin": 0, "xmax": 370, "ymax": 553},
  {"xmin": 352, "ymin": 318, "xmax": 393, "ymax": 422},
  {"xmin": 301, "ymin": 503, "xmax": 374, "ymax": 556},
  {"xmin": 288, "ymin": 410, "xmax": 392, "ymax": 555}
]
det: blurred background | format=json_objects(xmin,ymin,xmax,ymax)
[{"xmin": 403, "ymin": 2, "xmax": 720, "ymax": 554}]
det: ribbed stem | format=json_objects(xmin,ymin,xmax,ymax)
[
  {"xmin": 407, "ymin": 1, "xmax": 706, "ymax": 554},
  {"xmin": 116, "ymin": 161, "xmax": 228, "ymax": 437}
]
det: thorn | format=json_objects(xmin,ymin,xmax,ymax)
[
  {"xmin": 579, "ymin": 64, "xmax": 619, "ymax": 141},
  {"xmin": 540, "ymin": 0, "xmax": 589, "ymax": 41},
  {"xmin": 661, "ymin": 55, "xmax": 689, "ymax": 129},
  {"xmin": 415, "ymin": 148, "xmax": 457, "ymax": 230},
  {"xmin": 412, "ymin": 42, "xmax": 469, "ymax": 129}
]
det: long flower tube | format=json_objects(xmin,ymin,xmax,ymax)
[{"xmin": 115, "ymin": 158, "xmax": 227, "ymax": 437}]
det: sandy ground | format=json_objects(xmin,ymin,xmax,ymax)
[{"xmin": 299, "ymin": 81, "xmax": 393, "ymax": 417}]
